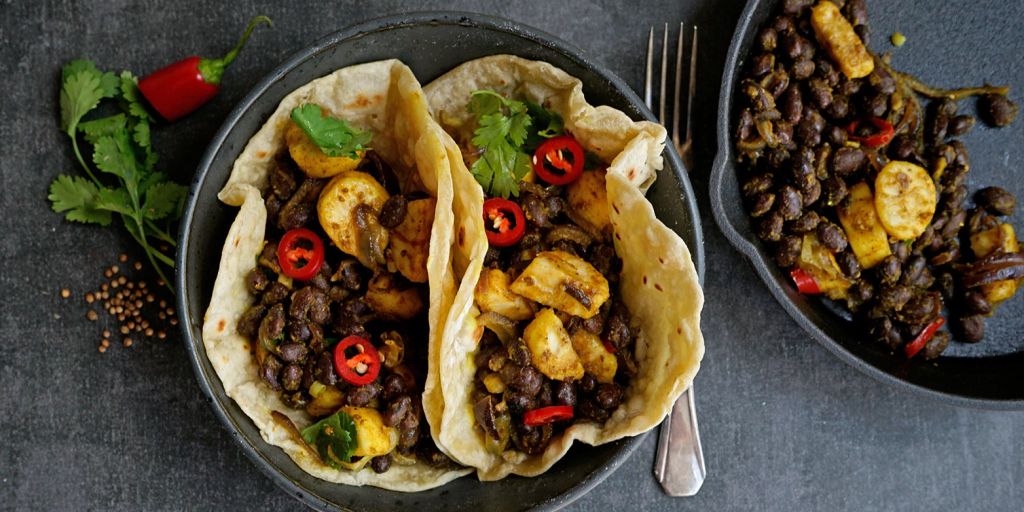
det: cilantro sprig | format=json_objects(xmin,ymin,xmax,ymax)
[
  {"xmin": 290, "ymin": 103, "xmax": 372, "ymax": 158},
  {"xmin": 49, "ymin": 60, "xmax": 187, "ymax": 290},
  {"xmin": 468, "ymin": 90, "xmax": 564, "ymax": 198},
  {"xmin": 300, "ymin": 410, "xmax": 359, "ymax": 469}
]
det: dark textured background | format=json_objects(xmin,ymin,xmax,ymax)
[{"xmin": 2, "ymin": 0, "xmax": 1022, "ymax": 510}]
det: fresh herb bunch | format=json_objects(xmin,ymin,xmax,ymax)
[
  {"xmin": 468, "ymin": 90, "xmax": 564, "ymax": 198},
  {"xmin": 300, "ymin": 410, "xmax": 358, "ymax": 469},
  {"xmin": 49, "ymin": 60, "xmax": 188, "ymax": 291},
  {"xmin": 290, "ymin": 103, "xmax": 373, "ymax": 158}
]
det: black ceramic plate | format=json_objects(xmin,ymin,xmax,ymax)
[
  {"xmin": 177, "ymin": 12, "xmax": 704, "ymax": 512},
  {"xmin": 711, "ymin": 0, "xmax": 1024, "ymax": 408}
]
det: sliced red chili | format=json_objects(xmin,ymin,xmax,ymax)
[
  {"xmin": 790, "ymin": 268, "xmax": 822, "ymax": 295},
  {"xmin": 483, "ymin": 197, "xmax": 527, "ymax": 247},
  {"xmin": 904, "ymin": 317, "xmax": 945, "ymax": 359},
  {"xmin": 523, "ymin": 405, "xmax": 575, "ymax": 426},
  {"xmin": 603, "ymin": 340, "xmax": 618, "ymax": 354},
  {"xmin": 845, "ymin": 117, "xmax": 895, "ymax": 148},
  {"xmin": 532, "ymin": 135, "xmax": 584, "ymax": 185},
  {"xmin": 276, "ymin": 228, "xmax": 324, "ymax": 281},
  {"xmin": 333, "ymin": 336, "xmax": 381, "ymax": 386}
]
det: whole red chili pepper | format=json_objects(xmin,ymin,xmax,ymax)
[{"xmin": 138, "ymin": 15, "xmax": 272, "ymax": 122}]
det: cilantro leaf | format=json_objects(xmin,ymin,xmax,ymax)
[
  {"xmin": 290, "ymin": 104, "xmax": 372, "ymax": 158},
  {"xmin": 300, "ymin": 410, "xmax": 358, "ymax": 469},
  {"xmin": 468, "ymin": 90, "xmax": 534, "ymax": 198},
  {"xmin": 142, "ymin": 181, "xmax": 188, "ymax": 220},
  {"xmin": 120, "ymin": 71, "xmax": 152, "ymax": 121},
  {"xmin": 524, "ymin": 100, "xmax": 564, "ymax": 151},
  {"xmin": 48, "ymin": 175, "xmax": 112, "ymax": 226},
  {"xmin": 79, "ymin": 114, "xmax": 128, "ymax": 144},
  {"xmin": 60, "ymin": 71, "xmax": 105, "ymax": 135},
  {"xmin": 94, "ymin": 187, "xmax": 133, "ymax": 215}
]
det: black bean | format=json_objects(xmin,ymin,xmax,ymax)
[
  {"xmin": 844, "ymin": 0, "xmax": 868, "ymax": 26},
  {"xmin": 807, "ymin": 79, "xmax": 833, "ymax": 110},
  {"xmin": 258, "ymin": 303, "xmax": 286, "ymax": 348},
  {"xmin": 245, "ymin": 268, "xmax": 270, "ymax": 295},
  {"xmin": 958, "ymin": 315, "xmax": 985, "ymax": 343},
  {"xmin": 772, "ymin": 15, "xmax": 795, "ymax": 34},
  {"xmin": 948, "ymin": 115, "xmax": 975, "ymax": 136},
  {"xmin": 370, "ymin": 455, "xmax": 392, "ymax": 474},
  {"xmin": 398, "ymin": 400, "xmax": 422, "ymax": 451},
  {"xmin": 929, "ymin": 245, "xmax": 960, "ymax": 267},
  {"xmin": 758, "ymin": 210, "xmax": 785, "ymax": 242},
  {"xmin": 975, "ymin": 187, "xmax": 1016, "ymax": 216},
  {"xmin": 836, "ymin": 251, "xmax": 861, "ymax": 279},
  {"xmin": 757, "ymin": 27, "xmax": 777, "ymax": 51},
  {"xmin": 817, "ymin": 221, "xmax": 848, "ymax": 253},
  {"xmin": 277, "ymin": 178, "xmax": 327, "ymax": 231},
  {"xmin": 578, "ymin": 399, "xmax": 610, "ymax": 423},
  {"xmin": 937, "ymin": 272, "xmax": 957, "ymax": 301},
  {"xmin": 888, "ymin": 134, "xmax": 918, "ymax": 161},
  {"xmin": 878, "ymin": 285, "xmax": 913, "ymax": 312},
  {"xmin": 871, "ymin": 316, "xmax": 902, "ymax": 350},
  {"xmin": 347, "ymin": 382, "xmax": 381, "ymax": 407},
  {"xmin": 512, "ymin": 423, "xmax": 553, "ymax": 456},
  {"xmin": 281, "ymin": 364, "xmax": 302, "ymax": 392},
  {"xmin": 775, "ymin": 121, "xmax": 794, "ymax": 146},
  {"xmin": 826, "ymin": 94, "xmax": 850, "ymax": 120},
  {"xmin": 507, "ymin": 338, "xmax": 532, "ymax": 367},
  {"xmin": 781, "ymin": 32, "xmax": 808, "ymax": 60},
  {"xmin": 594, "ymin": 383, "xmax": 624, "ymax": 410},
  {"xmin": 832, "ymin": 147, "xmax": 865, "ymax": 177},
  {"xmin": 579, "ymin": 374, "xmax": 597, "ymax": 394},
  {"xmin": 791, "ymin": 59, "xmax": 815, "ymax": 81},
  {"xmin": 796, "ymin": 109, "xmax": 825, "ymax": 146},
  {"xmin": 488, "ymin": 350, "xmax": 508, "ymax": 372},
  {"xmin": 978, "ymin": 94, "xmax": 1018, "ymax": 127},
  {"xmin": 261, "ymin": 282, "xmax": 289, "ymax": 305},
  {"xmin": 504, "ymin": 391, "xmax": 536, "ymax": 415},
  {"xmin": 278, "ymin": 343, "xmax": 308, "ymax": 363},
  {"xmin": 826, "ymin": 125, "xmax": 848, "ymax": 146},
  {"xmin": 780, "ymin": 86, "xmax": 803, "ymax": 123},
  {"xmin": 270, "ymin": 158, "xmax": 298, "ymax": 198},
  {"xmin": 282, "ymin": 392, "xmax": 308, "ymax": 410},
  {"xmin": 777, "ymin": 186, "xmax": 803, "ymax": 221},
  {"xmin": 897, "ymin": 293, "xmax": 939, "ymax": 326},
  {"xmin": 864, "ymin": 93, "xmax": 888, "ymax": 118},
  {"xmin": 289, "ymin": 286, "xmax": 330, "ymax": 324},
  {"xmin": 788, "ymin": 211, "xmax": 820, "ymax": 233},
  {"xmin": 815, "ymin": 58, "xmax": 839, "ymax": 87},
  {"xmin": 750, "ymin": 53, "xmax": 774, "ymax": 77},
  {"xmin": 258, "ymin": 242, "xmax": 282, "ymax": 274},
  {"xmin": 553, "ymin": 381, "xmax": 578, "ymax": 407},
  {"xmin": 774, "ymin": 236, "xmax": 802, "ymax": 267},
  {"xmin": 782, "ymin": 0, "xmax": 812, "ymax": 14},
  {"xmin": 824, "ymin": 176, "xmax": 848, "ymax": 207},
  {"xmin": 383, "ymin": 395, "xmax": 412, "ymax": 427},
  {"xmin": 850, "ymin": 280, "xmax": 875, "ymax": 305},
  {"xmin": 383, "ymin": 373, "xmax": 410, "ymax": 400},
  {"xmin": 854, "ymin": 24, "xmax": 869, "ymax": 46},
  {"xmin": 800, "ymin": 176, "xmax": 821, "ymax": 207},
  {"xmin": 743, "ymin": 175, "xmax": 775, "ymax": 198},
  {"xmin": 877, "ymin": 255, "xmax": 902, "ymax": 286},
  {"xmin": 236, "ymin": 305, "xmax": 266, "ymax": 339},
  {"xmin": 377, "ymin": 195, "xmax": 408, "ymax": 229},
  {"xmin": 926, "ymin": 107, "xmax": 949, "ymax": 145},
  {"xmin": 536, "ymin": 382, "xmax": 554, "ymax": 408},
  {"xmin": 314, "ymin": 352, "xmax": 337, "ymax": 386},
  {"xmin": 502, "ymin": 364, "xmax": 542, "ymax": 396},
  {"xmin": 922, "ymin": 331, "xmax": 950, "ymax": 360},
  {"xmin": 603, "ymin": 302, "xmax": 633, "ymax": 350},
  {"xmin": 963, "ymin": 291, "xmax": 992, "ymax": 316},
  {"xmin": 332, "ymin": 259, "xmax": 364, "ymax": 291},
  {"xmin": 260, "ymin": 355, "xmax": 283, "ymax": 390},
  {"xmin": 521, "ymin": 192, "xmax": 550, "ymax": 228},
  {"xmin": 868, "ymin": 68, "xmax": 895, "ymax": 95}
]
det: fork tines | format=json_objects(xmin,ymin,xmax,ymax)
[{"xmin": 645, "ymin": 23, "xmax": 698, "ymax": 170}]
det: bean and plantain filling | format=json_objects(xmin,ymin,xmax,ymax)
[
  {"xmin": 735, "ymin": 0, "xmax": 1021, "ymax": 358},
  {"xmin": 236, "ymin": 104, "xmax": 452, "ymax": 474}
]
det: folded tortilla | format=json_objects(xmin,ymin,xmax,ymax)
[
  {"xmin": 201, "ymin": 59, "xmax": 471, "ymax": 491},
  {"xmin": 424, "ymin": 55, "xmax": 705, "ymax": 480}
]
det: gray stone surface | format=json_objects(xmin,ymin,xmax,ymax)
[{"xmin": 1, "ymin": 0, "xmax": 1022, "ymax": 511}]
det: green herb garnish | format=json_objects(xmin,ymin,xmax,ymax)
[
  {"xmin": 468, "ymin": 90, "xmax": 565, "ymax": 198},
  {"xmin": 301, "ymin": 410, "xmax": 358, "ymax": 469},
  {"xmin": 49, "ymin": 60, "xmax": 187, "ymax": 290},
  {"xmin": 290, "ymin": 103, "xmax": 372, "ymax": 158}
]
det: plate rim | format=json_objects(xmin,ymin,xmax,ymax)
[
  {"xmin": 709, "ymin": 0, "xmax": 1024, "ymax": 410},
  {"xmin": 176, "ymin": 10, "xmax": 705, "ymax": 511}
]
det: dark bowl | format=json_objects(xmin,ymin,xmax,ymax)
[
  {"xmin": 710, "ymin": 0, "xmax": 1024, "ymax": 408},
  {"xmin": 177, "ymin": 12, "xmax": 704, "ymax": 511}
]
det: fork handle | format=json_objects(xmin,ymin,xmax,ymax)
[{"xmin": 653, "ymin": 386, "xmax": 706, "ymax": 496}]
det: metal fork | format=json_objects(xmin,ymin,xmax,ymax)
[{"xmin": 645, "ymin": 23, "xmax": 706, "ymax": 497}]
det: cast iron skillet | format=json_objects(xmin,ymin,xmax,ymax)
[
  {"xmin": 711, "ymin": 0, "xmax": 1024, "ymax": 408},
  {"xmin": 177, "ymin": 12, "xmax": 705, "ymax": 511}
]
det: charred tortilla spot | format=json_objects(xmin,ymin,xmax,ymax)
[
  {"xmin": 458, "ymin": 226, "xmax": 466, "ymax": 247},
  {"xmin": 642, "ymin": 275, "xmax": 648, "ymax": 285},
  {"xmin": 256, "ymin": 151, "xmax": 268, "ymax": 158},
  {"xmin": 218, "ymin": 319, "xmax": 226, "ymax": 332},
  {"xmin": 654, "ymin": 283, "xmax": 663, "ymax": 292}
]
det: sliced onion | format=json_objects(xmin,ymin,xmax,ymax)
[
  {"xmin": 960, "ymin": 252, "xmax": 1024, "ymax": 288},
  {"xmin": 477, "ymin": 311, "xmax": 517, "ymax": 345},
  {"xmin": 271, "ymin": 411, "xmax": 322, "ymax": 464},
  {"xmin": 544, "ymin": 224, "xmax": 594, "ymax": 247}
]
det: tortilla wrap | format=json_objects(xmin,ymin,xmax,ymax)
[
  {"xmin": 201, "ymin": 59, "xmax": 471, "ymax": 491},
  {"xmin": 424, "ymin": 55, "xmax": 705, "ymax": 480}
]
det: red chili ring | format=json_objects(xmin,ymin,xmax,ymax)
[
  {"xmin": 483, "ymin": 197, "xmax": 527, "ymax": 248},
  {"xmin": 532, "ymin": 135, "xmax": 584, "ymax": 185},
  {"xmin": 333, "ymin": 335, "xmax": 381, "ymax": 386},
  {"xmin": 276, "ymin": 228, "xmax": 325, "ymax": 281},
  {"xmin": 523, "ymin": 405, "xmax": 575, "ymax": 426}
]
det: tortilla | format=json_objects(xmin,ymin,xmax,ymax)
[
  {"xmin": 424, "ymin": 55, "xmax": 705, "ymax": 480},
  {"xmin": 201, "ymin": 59, "xmax": 471, "ymax": 491}
]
